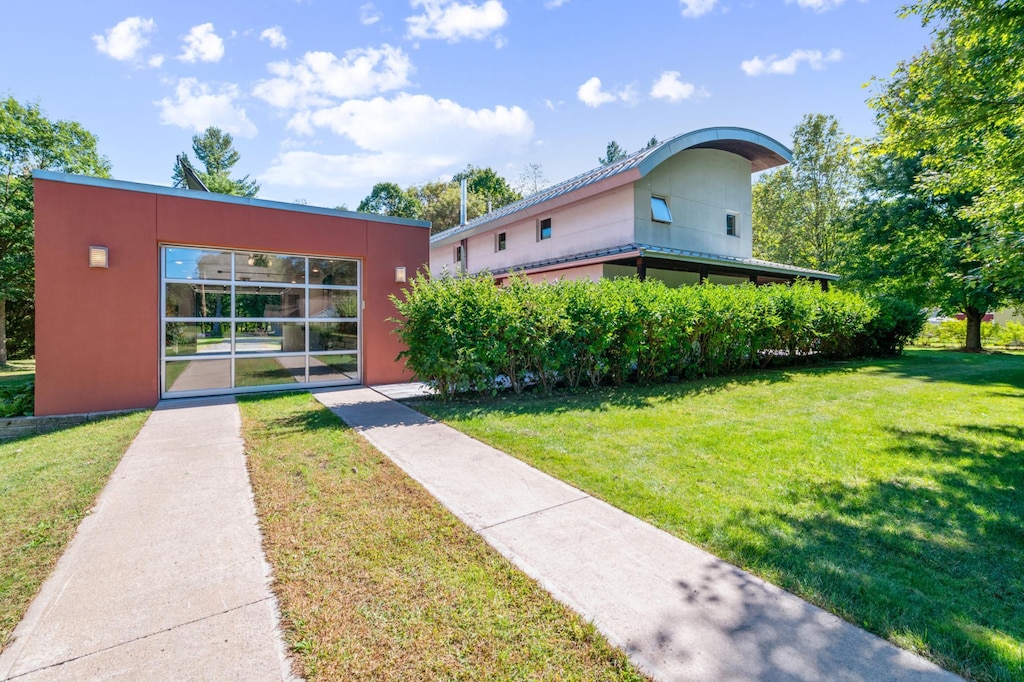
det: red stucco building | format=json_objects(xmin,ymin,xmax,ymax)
[{"xmin": 33, "ymin": 171, "xmax": 430, "ymax": 416}]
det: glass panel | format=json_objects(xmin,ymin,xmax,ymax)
[
  {"xmin": 165, "ymin": 322, "xmax": 231, "ymax": 356},
  {"xmin": 235, "ymin": 286, "xmax": 304, "ymax": 318},
  {"xmin": 235, "ymin": 357, "xmax": 306, "ymax": 387},
  {"xmin": 309, "ymin": 289, "xmax": 358, "ymax": 319},
  {"xmin": 165, "ymin": 247, "xmax": 232, "ymax": 281},
  {"xmin": 234, "ymin": 322, "xmax": 306, "ymax": 354},
  {"xmin": 310, "ymin": 322, "xmax": 358, "ymax": 351},
  {"xmin": 651, "ymin": 196, "xmax": 673, "ymax": 223},
  {"xmin": 308, "ymin": 258, "xmax": 358, "ymax": 286},
  {"xmin": 540, "ymin": 218, "xmax": 552, "ymax": 240},
  {"xmin": 234, "ymin": 252, "xmax": 306, "ymax": 284},
  {"xmin": 309, "ymin": 354, "xmax": 358, "ymax": 382},
  {"xmin": 164, "ymin": 359, "xmax": 231, "ymax": 392},
  {"xmin": 165, "ymin": 283, "xmax": 230, "ymax": 318}
]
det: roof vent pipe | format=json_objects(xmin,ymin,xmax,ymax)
[{"xmin": 460, "ymin": 178, "xmax": 467, "ymax": 226}]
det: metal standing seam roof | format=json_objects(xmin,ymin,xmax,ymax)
[
  {"xmin": 485, "ymin": 242, "xmax": 839, "ymax": 281},
  {"xmin": 430, "ymin": 126, "xmax": 792, "ymax": 246}
]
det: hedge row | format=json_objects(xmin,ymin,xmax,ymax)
[{"xmin": 390, "ymin": 275, "xmax": 924, "ymax": 399}]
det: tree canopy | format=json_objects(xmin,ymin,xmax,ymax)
[
  {"xmin": 866, "ymin": 0, "xmax": 1024, "ymax": 347},
  {"xmin": 173, "ymin": 127, "xmax": 259, "ymax": 198},
  {"xmin": 841, "ymin": 150, "xmax": 1010, "ymax": 350},
  {"xmin": 356, "ymin": 166, "xmax": 520, "ymax": 234},
  {"xmin": 599, "ymin": 140, "xmax": 628, "ymax": 166},
  {"xmin": 1, "ymin": 97, "xmax": 110, "ymax": 363},
  {"xmin": 752, "ymin": 113, "xmax": 856, "ymax": 273},
  {"xmin": 357, "ymin": 182, "xmax": 421, "ymax": 219}
]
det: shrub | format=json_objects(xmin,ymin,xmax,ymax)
[
  {"xmin": 391, "ymin": 274, "xmax": 917, "ymax": 399},
  {"xmin": 0, "ymin": 380, "xmax": 34, "ymax": 417}
]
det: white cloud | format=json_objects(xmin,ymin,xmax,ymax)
[
  {"xmin": 93, "ymin": 17, "xmax": 156, "ymax": 62},
  {"xmin": 680, "ymin": 0, "xmax": 716, "ymax": 18},
  {"xmin": 253, "ymin": 45, "xmax": 413, "ymax": 109},
  {"xmin": 406, "ymin": 0, "xmax": 508, "ymax": 43},
  {"xmin": 156, "ymin": 78, "xmax": 257, "ymax": 137},
  {"xmin": 262, "ymin": 150, "xmax": 455, "ymax": 189},
  {"xmin": 148, "ymin": 54, "xmax": 165, "ymax": 68},
  {"xmin": 649, "ymin": 71, "xmax": 705, "ymax": 102},
  {"xmin": 263, "ymin": 93, "xmax": 533, "ymax": 189},
  {"xmin": 576, "ymin": 77, "xmax": 634, "ymax": 108},
  {"xmin": 741, "ymin": 48, "xmax": 843, "ymax": 76},
  {"xmin": 260, "ymin": 26, "xmax": 288, "ymax": 49},
  {"xmin": 544, "ymin": 0, "xmax": 569, "ymax": 7},
  {"xmin": 789, "ymin": 0, "xmax": 845, "ymax": 11},
  {"xmin": 178, "ymin": 23, "xmax": 225, "ymax": 63},
  {"xmin": 361, "ymin": 2, "xmax": 382, "ymax": 24}
]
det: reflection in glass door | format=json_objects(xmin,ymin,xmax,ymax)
[{"xmin": 161, "ymin": 246, "xmax": 361, "ymax": 397}]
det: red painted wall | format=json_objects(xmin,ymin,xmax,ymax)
[{"xmin": 34, "ymin": 177, "xmax": 429, "ymax": 416}]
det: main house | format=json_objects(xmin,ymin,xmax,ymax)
[{"xmin": 430, "ymin": 127, "xmax": 837, "ymax": 287}]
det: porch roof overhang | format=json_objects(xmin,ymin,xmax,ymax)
[{"xmin": 487, "ymin": 243, "xmax": 839, "ymax": 282}]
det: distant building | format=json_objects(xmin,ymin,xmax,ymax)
[{"xmin": 430, "ymin": 127, "xmax": 837, "ymax": 287}]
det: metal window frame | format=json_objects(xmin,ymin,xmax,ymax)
[{"xmin": 160, "ymin": 244, "xmax": 362, "ymax": 399}]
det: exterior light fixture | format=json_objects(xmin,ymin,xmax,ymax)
[
  {"xmin": 395, "ymin": 266, "xmax": 407, "ymax": 283},
  {"xmin": 89, "ymin": 246, "xmax": 108, "ymax": 268}
]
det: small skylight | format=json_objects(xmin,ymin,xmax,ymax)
[{"xmin": 651, "ymin": 196, "xmax": 672, "ymax": 223}]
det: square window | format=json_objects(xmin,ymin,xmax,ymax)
[
  {"xmin": 497, "ymin": 232, "xmax": 506, "ymax": 251},
  {"xmin": 651, "ymin": 196, "xmax": 673, "ymax": 223},
  {"xmin": 539, "ymin": 218, "xmax": 552, "ymax": 241},
  {"xmin": 726, "ymin": 213, "xmax": 738, "ymax": 236}
]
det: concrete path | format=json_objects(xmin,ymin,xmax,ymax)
[
  {"xmin": 0, "ymin": 397, "xmax": 295, "ymax": 681},
  {"xmin": 315, "ymin": 386, "xmax": 961, "ymax": 682}
]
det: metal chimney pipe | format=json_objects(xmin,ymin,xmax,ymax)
[{"xmin": 460, "ymin": 178, "xmax": 468, "ymax": 226}]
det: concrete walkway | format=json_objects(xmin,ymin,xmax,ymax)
[
  {"xmin": 0, "ymin": 397, "xmax": 295, "ymax": 681},
  {"xmin": 315, "ymin": 386, "xmax": 961, "ymax": 682}
]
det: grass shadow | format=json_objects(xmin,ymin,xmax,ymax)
[{"xmin": 710, "ymin": 422, "xmax": 1023, "ymax": 680}]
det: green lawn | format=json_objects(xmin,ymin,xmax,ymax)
[
  {"xmin": 238, "ymin": 392, "xmax": 647, "ymax": 681},
  {"xmin": 0, "ymin": 360, "xmax": 34, "ymax": 386},
  {"xmin": 0, "ymin": 411, "xmax": 149, "ymax": 649},
  {"xmin": 414, "ymin": 349, "xmax": 1024, "ymax": 682}
]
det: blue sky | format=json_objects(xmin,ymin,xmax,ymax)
[{"xmin": 2, "ymin": 0, "xmax": 932, "ymax": 210}]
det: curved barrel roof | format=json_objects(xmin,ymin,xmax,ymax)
[{"xmin": 432, "ymin": 126, "xmax": 791, "ymax": 245}]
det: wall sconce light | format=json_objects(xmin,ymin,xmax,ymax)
[
  {"xmin": 88, "ymin": 246, "xmax": 109, "ymax": 268},
  {"xmin": 395, "ymin": 266, "xmax": 407, "ymax": 283}
]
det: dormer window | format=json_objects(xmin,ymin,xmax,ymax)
[{"xmin": 651, "ymin": 196, "xmax": 673, "ymax": 223}]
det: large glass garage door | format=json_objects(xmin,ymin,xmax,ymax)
[{"xmin": 161, "ymin": 245, "xmax": 360, "ymax": 398}]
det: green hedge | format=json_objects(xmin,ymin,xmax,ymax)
[{"xmin": 391, "ymin": 275, "xmax": 924, "ymax": 399}]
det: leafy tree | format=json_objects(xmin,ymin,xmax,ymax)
[
  {"xmin": 752, "ymin": 113, "xmax": 856, "ymax": 272},
  {"xmin": 357, "ymin": 182, "xmax": 421, "ymax": 219},
  {"xmin": 1, "ymin": 97, "xmax": 111, "ymax": 364},
  {"xmin": 869, "ymin": 0, "xmax": 1024, "ymax": 311},
  {"xmin": 843, "ymin": 150, "xmax": 1011, "ymax": 351},
  {"xmin": 452, "ymin": 165, "xmax": 522, "ymax": 211},
  {"xmin": 173, "ymin": 126, "xmax": 259, "ymax": 197},
  {"xmin": 599, "ymin": 140, "xmax": 628, "ymax": 166},
  {"xmin": 413, "ymin": 180, "xmax": 486, "ymax": 234}
]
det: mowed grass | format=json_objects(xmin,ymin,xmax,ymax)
[
  {"xmin": 238, "ymin": 392, "xmax": 647, "ymax": 682},
  {"xmin": 0, "ymin": 360, "xmax": 34, "ymax": 385},
  {"xmin": 415, "ymin": 349, "xmax": 1024, "ymax": 682},
  {"xmin": 0, "ymin": 411, "xmax": 149, "ymax": 649}
]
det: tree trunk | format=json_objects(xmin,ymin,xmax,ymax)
[
  {"xmin": 0, "ymin": 297, "xmax": 7, "ymax": 365},
  {"xmin": 964, "ymin": 306, "xmax": 983, "ymax": 352}
]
